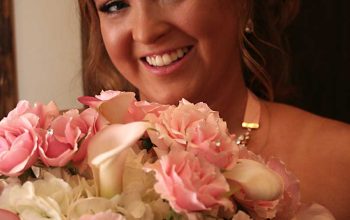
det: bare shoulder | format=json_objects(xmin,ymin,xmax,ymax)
[
  {"xmin": 266, "ymin": 102, "xmax": 350, "ymax": 150},
  {"xmin": 263, "ymin": 102, "xmax": 350, "ymax": 219}
]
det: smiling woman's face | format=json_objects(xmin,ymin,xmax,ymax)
[{"xmin": 94, "ymin": 0, "xmax": 244, "ymax": 105}]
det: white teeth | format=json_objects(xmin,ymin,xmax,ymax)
[
  {"xmin": 176, "ymin": 49, "xmax": 184, "ymax": 58},
  {"xmin": 146, "ymin": 56, "xmax": 152, "ymax": 64},
  {"xmin": 145, "ymin": 47, "xmax": 190, "ymax": 67},
  {"xmin": 170, "ymin": 52, "xmax": 178, "ymax": 61},
  {"xmin": 155, "ymin": 56, "xmax": 164, "ymax": 66},
  {"xmin": 151, "ymin": 57, "xmax": 156, "ymax": 66},
  {"xmin": 162, "ymin": 54, "xmax": 172, "ymax": 65}
]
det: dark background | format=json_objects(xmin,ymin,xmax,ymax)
[{"xmin": 286, "ymin": 0, "xmax": 350, "ymax": 123}]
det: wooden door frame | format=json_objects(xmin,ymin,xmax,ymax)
[{"xmin": 0, "ymin": 0, "xmax": 17, "ymax": 118}]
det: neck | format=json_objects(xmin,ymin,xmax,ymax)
[
  {"xmin": 201, "ymin": 71, "xmax": 270, "ymax": 152},
  {"xmin": 247, "ymin": 100, "xmax": 271, "ymax": 154},
  {"xmin": 204, "ymin": 74, "xmax": 248, "ymax": 135}
]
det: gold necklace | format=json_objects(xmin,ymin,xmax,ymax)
[{"xmin": 235, "ymin": 90, "xmax": 260, "ymax": 148}]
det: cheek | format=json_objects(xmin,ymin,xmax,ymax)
[
  {"xmin": 178, "ymin": 3, "xmax": 240, "ymax": 55},
  {"xmin": 182, "ymin": 1, "xmax": 238, "ymax": 35},
  {"xmin": 99, "ymin": 21, "xmax": 141, "ymax": 87},
  {"xmin": 100, "ymin": 22, "xmax": 132, "ymax": 70}
]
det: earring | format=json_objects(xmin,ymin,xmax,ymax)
[{"xmin": 245, "ymin": 18, "xmax": 254, "ymax": 34}]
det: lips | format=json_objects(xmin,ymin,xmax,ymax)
[{"xmin": 142, "ymin": 46, "xmax": 191, "ymax": 67}]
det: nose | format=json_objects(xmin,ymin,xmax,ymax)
[{"xmin": 131, "ymin": 6, "xmax": 171, "ymax": 44}]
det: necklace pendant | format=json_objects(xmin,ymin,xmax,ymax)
[
  {"xmin": 236, "ymin": 128, "xmax": 251, "ymax": 148},
  {"xmin": 236, "ymin": 90, "xmax": 260, "ymax": 148}
]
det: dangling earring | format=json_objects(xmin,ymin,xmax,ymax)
[{"xmin": 244, "ymin": 18, "xmax": 254, "ymax": 34}]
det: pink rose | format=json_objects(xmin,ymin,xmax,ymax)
[
  {"xmin": 72, "ymin": 108, "xmax": 108, "ymax": 164},
  {"xmin": 234, "ymin": 150, "xmax": 302, "ymax": 219},
  {"xmin": 78, "ymin": 90, "xmax": 121, "ymax": 108},
  {"xmin": 0, "ymin": 112, "xmax": 41, "ymax": 176},
  {"xmin": 7, "ymin": 100, "xmax": 59, "ymax": 129},
  {"xmin": 186, "ymin": 114, "xmax": 238, "ymax": 169},
  {"xmin": 233, "ymin": 190, "xmax": 280, "ymax": 219},
  {"xmin": 226, "ymin": 152, "xmax": 289, "ymax": 219},
  {"xmin": 146, "ymin": 101, "xmax": 206, "ymax": 151},
  {"xmin": 39, "ymin": 109, "xmax": 93, "ymax": 167},
  {"xmin": 88, "ymin": 91, "xmax": 138, "ymax": 124},
  {"xmin": 126, "ymin": 100, "xmax": 169, "ymax": 122},
  {"xmin": 232, "ymin": 211, "xmax": 252, "ymax": 220},
  {"xmin": 0, "ymin": 209, "xmax": 19, "ymax": 220},
  {"xmin": 29, "ymin": 101, "xmax": 60, "ymax": 129},
  {"xmin": 79, "ymin": 90, "xmax": 169, "ymax": 124},
  {"xmin": 147, "ymin": 100, "xmax": 239, "ymax": 169},
  {"xmin": 267, "ymin": 158, "xmax": 301, "ymax": 219},
  {"xmin": 144, "ymin": 147, "xmax": 232, "ymax": 213}
]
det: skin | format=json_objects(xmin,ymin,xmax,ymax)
[
  {"xmin": 94, "ymin": 0, "xmax": 248, "ymax": 132},
  {"xmin": 252, "ymin": 102, "xmax": 350, "ymax": 219},
  {"xmin": 94, "ymin": 0, "xmax": 350, "ymax": 218}
]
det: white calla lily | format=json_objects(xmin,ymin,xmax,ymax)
[
  {"xmin": 88, "ymin": 122, "xmax": 150, "ymax": 198},
  {"xmin": 224, "ymin": 159, "xmax": 283, "ymax": 201}
]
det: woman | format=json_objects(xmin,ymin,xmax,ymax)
[{"xmin": 79, "ymin": 0, "xmax": 350, "ymax": 219}]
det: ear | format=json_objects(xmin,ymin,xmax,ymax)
[{"xmin": 235, "ymin": 0, "xmax": 253, "ymax": 34}]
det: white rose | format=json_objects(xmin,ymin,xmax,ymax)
[
  {"xmin": 224, "ymin": 159, "xmax": 283, "ymax": 201},
  {"xmin": 0, "ymin": 181, "xmax": 63, "ymax": 220},
  {"xmin": 32, "ymin": 171, "xmax": 73, "ymax": 215}
]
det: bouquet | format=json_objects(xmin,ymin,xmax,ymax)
[{"xmin": 0, "ymin": 90, "xmax": 335, "ymax": 220}]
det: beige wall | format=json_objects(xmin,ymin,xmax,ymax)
[{"xmin": 14, "ymin": 0, "xmax": 83, "ymax": 110}]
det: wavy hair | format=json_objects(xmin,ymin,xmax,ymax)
[{"xmin": 79, "ymin": 0, "xmax": 299, "ymax": 100}]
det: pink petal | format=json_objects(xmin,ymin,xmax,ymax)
[
  {"xmin": 78, "ymin": 96, "xmax": 101, "ymax": 108},
  {"xmin": 0, "ymin": 209, "xmax": 20, "ymax": 220},
  {"xmin": 99, "ymin": 92, "xmax": 136, "ymax": 124},
  {"xmin": 293, "ymin": 203, "xmax": 335, "ymax": 220},
  {"xmin": 40, "ymin": 136, "xmax": 77, "ymax": 167},
  {"xmin": 0, "ymin": 131, "xmax": 38, "ymax": 176},
  {"xmin": 95, "ymin": 90, "xmax": 120, "ymax": 100}
]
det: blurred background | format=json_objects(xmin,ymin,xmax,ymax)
[
  {"xmin": 0, "ymin": 0, "xmax": 83, "ymax": 117},
  {"xmin": 0, "ymin": 0, "xmax": 349, "ymax": 123}
]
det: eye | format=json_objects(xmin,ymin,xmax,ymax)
[{"xmin": 99, "ymin": 0, "xmax": 129, "ymax": 14}]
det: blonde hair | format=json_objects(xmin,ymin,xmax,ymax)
[
  {"xmin": 79, "ymin": 0, "xmax": 299, "ymax": 100},
  {"xmin": 79, "ymin": 0, "xmax": 135, "ymax": 96}
]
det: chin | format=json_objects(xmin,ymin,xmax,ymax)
[
  {"xmin": 153, "ymin": 94, "xmax": 184, "ymax": 105},
  {"xmin": 141, "ymin": 90, "xmax": 191, "ymax": 105}
]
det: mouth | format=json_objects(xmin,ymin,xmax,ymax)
[{"xmin": 141, "ymin": 46, "xmax": 192, "ymax": 67}]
